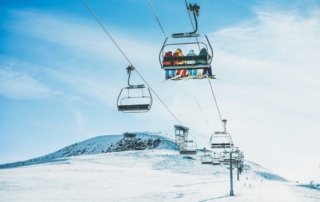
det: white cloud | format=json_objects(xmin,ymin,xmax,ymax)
[
  {"xmin": 207, "ymin": 8, "xmax": 320, "ymax": 118},
  {"xmin": 202, "ymin": 8, "xmax": 320, "ymax": 177},
  {"xmin": 0, "ymin": 56, "xmax": 120, "ymax": 106},
  {"xmin": 0, "ymin": 68, "xmax": 52, "ymax": 100},
  {"xmin": 7, "ymin": 10, "xmax": 160, "ymax": 70}
]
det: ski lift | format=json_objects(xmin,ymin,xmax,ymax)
[
  {"xmin": 223, "ymin": 155, "xmax": 238, "ymax": 164},
  {"xmin": 211, "ymin": 152, "xmax": 222, "ymax": 165},
  {"xmin": 200, "ymin": 148, "xmax": 213, "ymax": 164},
  {"xmin": 117, "ymin": 66, "xmax": 153, "ymax": 113},
  {"xmin": 159, "ymin": 4, "xmax": 214, "ymax": 80},
  {"xmin": 210, "ymin": 119, "xmax": 234, "ymax": 149},
  {"xmin": 201, "ymin": 154, "xmax": 212, "ymax": 164},
  {"xmin": 238, "ymin": 151, "xmax": 244, "ymax": 159},
  {"xmin": 221, "ymin": 148, "xmax": 243, "ymax": 166},
  {"xmin": 180, "ymin": 140, "xmax": 198, "ymax": 155}
]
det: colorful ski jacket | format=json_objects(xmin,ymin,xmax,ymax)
[
  {"xmin": 186, "ymin": 50, "xmax": 196, "ymax": 65},
  {"xmin": 163, "ymin": 51, "xmax": 173, "ymax": 66},
  {"xmin": 196, "ymin": 48, "xmax": 211, "ymax": 65},
  {"xmin": 173, "ymin": 48, "xmax": 185, "ymax": 65}
]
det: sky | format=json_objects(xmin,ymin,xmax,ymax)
[{"xmin": 1, "ymin": 0, "xmax": 320, "ymax": 182}]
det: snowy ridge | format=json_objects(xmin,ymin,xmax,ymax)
[{"xmin": 0, "ymin": 132, "xmax": 177, "ymax": 169}]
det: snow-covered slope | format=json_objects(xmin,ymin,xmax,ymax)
[
  {"xmin": 0, "ymin": 132, "xmax": 176, "ymax": 169},
  {"xmin": 1, "ymin": 132, "xmax": 318, "ymax": 201},
  {"xmin": 244, "ymin": 161, "xmax": 287, "ymax": 182},
  {"xmin": 0, "ymin": 150, "xmax": 318, "ymax": 202}
]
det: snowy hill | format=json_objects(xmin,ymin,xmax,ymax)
[
  {"xmin": 1, "ymin": 132, "xmax": 319, "ymax": 201},
  {"xmin": 0, "ymin": 132, "xmax": 177, "ymax": 169},
  {"xmin": 0, "ymin": 149, "xmax": 319, "ymax": 201}
]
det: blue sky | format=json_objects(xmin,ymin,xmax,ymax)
[{"xmin": 1, "ymin": 0, "xmax": 320, "ymax": 182}]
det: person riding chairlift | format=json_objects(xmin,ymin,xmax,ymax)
[
  {"xmin": 173, "ymin": 48, "xmax": 187, "ymax": 77},
  {"xmin": 186, "ymin": 50, "xmax": 196, "ymax": 77},
  {"xmin": 196, "ymin": 48, "xmax": 215, "ymax": 79},
  {"xmin": 196, "ymin": 48, "xmax": 211, "ymax": 65},
  {"xmin": 163, "ymin": 51, "xmax": 174, "ymax": 79},
  {"xmin": 173, "ymin": 48, "xmax": 185, "ymax": 65}
]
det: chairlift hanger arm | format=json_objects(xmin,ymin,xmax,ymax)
[
  {"xmin": 222, "ymin": 119, "xmax": 227, "ymax": 132},
  {"xmin": 126, "ymin": 66, "xmax": 145, "ymax": 88},
  {"xmin": 172, "ymin": 4, "xmax": 200, "ymax": 38}
]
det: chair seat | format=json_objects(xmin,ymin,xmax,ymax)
[
  {"xmin": 201, "ymin": 161, "xmax": 213, "ymax": 164},
  {"xmin": 211, "ymin": 143, "xmax": 232, "ymax": 148},
  {"xmin": 180, "ymin": 150, "xmax": 197, "ymax": 155},
  {"xmin": 118, "ymin": 104, "xmax": 150, "ymax": 111},
  {"xmin": 162, "ymin": 64, "xmax": 211, "ymax": 70}
]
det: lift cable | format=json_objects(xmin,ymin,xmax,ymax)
[
  {"xmin": 208, "ymin": 79, "xmax": 225, "ymax": 129},
  {"xmin": 184, "ymin": 0, "xmax": 225, "ymax": 130},
  {"xmin": 194, "ymin": 97, "xmax": 210, "ymax": 125},
  {"xmin": 82, "ymin": 0, "xmax": 183, "ymax": 127},
  {"xmin": 146, "ymin": 0, "xmax": 207, "ymax": 148},
  {"xmin": 190, "ymin": 131, "xmax": 211, "ymax": 139},
  {"xmin": 82, "ymin": 0, "xmax": 132, "ymax": 65},
  {"xmin": 184, "ymin": 0, "xmax": 225, "ymax": 132},
  {"xmin": 147, "ymin": 0, "xmax": 167, "ymax": 38}
]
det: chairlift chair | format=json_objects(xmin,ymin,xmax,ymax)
[
  {"xmin": 159, "ymin": 4, "xmax": 214, "ymax": 80},
  {"xmin": 209, "ymin": 119, "xmax": 234, "ymax": 149},
  {"xmin": 117, "ymin": 66, "xmax": 153, "ymax": 113},
  {"xmin": 211, "ymin": 152, "xmax": 222, "ymax": 165},
  {"xmin": 210, "ymin": 131, "xmax": 234, "ymax": 149},
  {"xmin": 200, "ymin": 148, "xmax": 212, "ymax": 164},
  {"xmin": 221, "ymin": 150, "xmax": 240, "ymax": 165},
  {"xmin": 223, "ymin": 158, "xmax": 238, "ymax": 164},
  {"xmin": 180, "ymin": 140, "xmax": 197, "ymax": 155},
  {"xmin": 200, "ymin": 154, "xmax": 213, "ymax": 164},
  {"xmin": 218, "ymin": 152, "xmax": 226, "ymax": 163}
]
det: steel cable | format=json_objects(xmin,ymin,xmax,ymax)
[
  {"xmin": 147, "ymin": 0, "xmax": 167, "ymax": 38},
  {"xmin": 82, "ymin": 0, "xmax": 184, "ymax": 127},
  {"xmin": 208, "ymin": 79, "xmax": 224, "ymax": 129}
]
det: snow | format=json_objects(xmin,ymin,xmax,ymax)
[
  {"xmin": 0, "ymin": 133, "xmax": 319, "ymax": 201},
  {"xmin": 1, "ymin": 150, "xmax": 319, "ymax": 201}
]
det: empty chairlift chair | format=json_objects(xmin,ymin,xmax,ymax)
[
  {"xmin": 180, "ymin": 140, "xmax": 198, "ymax": 155},
  {"xmin": 117, "ymin": 66, "xmax": 153, "ymax": 113},
  {"xmin": 212, "ymin": 152, "xmax": 222, "ymax": 165},
  {"xmin": 200, "ymin": 148, "xmax": 213, "ymax": 164},
  {"xmin": 221, "ymin": 148, "xmax": 243, "ymax": 167},
  {"xmin": 209, "ymin": 119, "xmax": 234, "ymax": 149},
  {"xmin": 201, "ymin": 154, "xmax": 213, "ymax": 164},
  {"xmin": 210, "ymin": 131, "xmax": 234, "ymax": 149}
]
